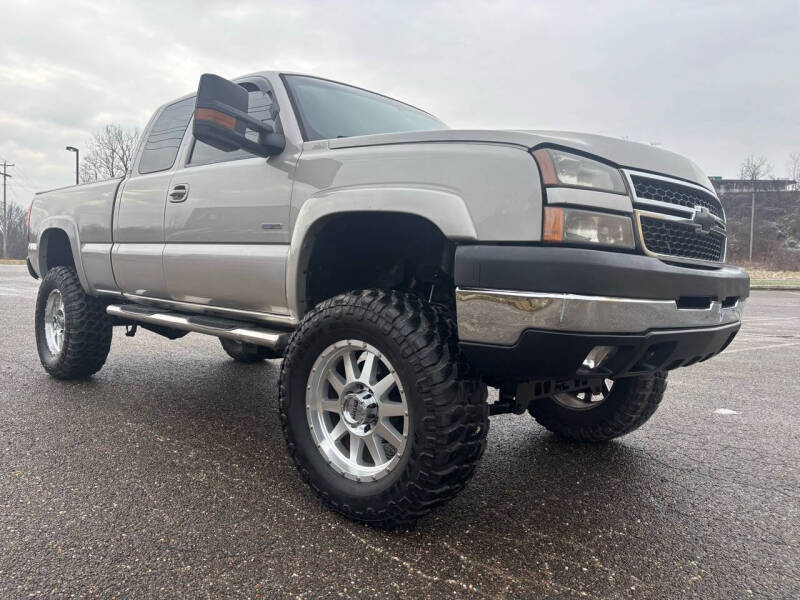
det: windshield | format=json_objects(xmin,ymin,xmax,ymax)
[{"xmin": 284, "ymin": 75, "xmax": 447, "ymax": 141}]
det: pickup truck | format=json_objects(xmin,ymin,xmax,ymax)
[{"xmin": 28, "ymin": 71, "xmax": 749, "ymax": 527}]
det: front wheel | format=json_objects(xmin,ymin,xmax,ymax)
[
  {"xmin": 529, "ymin": 372, "xmax": 667, "ymax": 442},
  {"xmin": 279, "ymin": 290, "xmax": 488, "ymax": 527},
  {"xmin": 35, "ymin": 266, "xmax": 112, "ymax": 380}
]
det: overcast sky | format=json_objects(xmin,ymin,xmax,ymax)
[{"xmin": 1, "ymin": 0, "xmax": 798, "ymax": 205}]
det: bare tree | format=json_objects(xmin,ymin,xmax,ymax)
[
  {"xmin": 788, "ymin": 152, "xmax": 800, "ymax": 189},
  {"xmin": 738, "ymin": 155, "xmax": 772, "ymax": 182},
  {"xmin": 0, "ymin": 203, "xmax": 29, "ymax": 259},
  {"xmin": 738, "ymin": 155, "xmax": 772, "ymax": 262},
  {"xmin": 79, "ymin": 124, "xmax": 140, "ymax": 183}
]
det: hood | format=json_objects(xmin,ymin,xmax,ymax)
[{"xmin": 328, "ymin": 129, "xmax": 713, "ymax": 191}]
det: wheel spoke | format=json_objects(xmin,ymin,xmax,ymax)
[
  {"xmin": 375, "ymin": 420, "xmax": 403, "ymax": 449},
  {"xmin": 321, "ymin": 399, "xmax": 340, "ymax": 414},
  {"xmin": 326, "ymin": 371, "xmax": 345, "ymax": 396},
  {"xmin": 342, "ymin": 351, "xmax": 359, "ymax": 383},
  {"xmin": 364, "ymin": 435, "xmax": 387, "ymax": 465},
  {"xmin": 373, "ymin": 373, "xmax": 396, "ymax": 400},
  {"xmin": 379, "ymin": 400, "xmax": 405, "ymax": 418},
  {"xmin": 329, "ymin": 420, "xmax": 347, "ymax": 441},
  {"xmin": 349, "ymin": 435, "xmax": 363, "ymax": 463},
  {"xmin": 359, "ymin": 352, "xmax": 377, "ymax": 384}
]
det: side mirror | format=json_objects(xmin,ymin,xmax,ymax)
[{"xmin": 193, "ymin": 73, "xmax": 285, "ymax": 157}]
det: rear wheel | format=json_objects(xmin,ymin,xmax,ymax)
[
  {"xmin": 280, "ymin": 290, "xmax": 488, "ymax": 527},
  {"xmin": 219, "ymin": 338, "xmax": 280, "ymax": 362},
  {"xmin": 529, "ymin": 372, "xmax": 667, "ymax": 442},
  {"xmin": 35, "ymin": 266, "xmax": 112, "ymax": 380}
]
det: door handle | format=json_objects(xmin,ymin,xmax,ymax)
[{"xmin": 168, "ymin": 183, "xmax": 189, "ymax": 202}]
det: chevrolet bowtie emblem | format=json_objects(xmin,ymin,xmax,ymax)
[{"xmin": 692, "ymin": 206, "xmax": 717, "ymax": 232}]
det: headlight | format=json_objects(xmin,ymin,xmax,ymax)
[
  {"xmin": 533, "ymin": 148, "xmax": 627, "ymax": 194},
  {"xmin": 543, "ymin": 207, "xmax": 635, "ymax": 248}
]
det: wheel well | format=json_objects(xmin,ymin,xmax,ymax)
[
  {"xmin": 41, "ymin": 228, "xmax": 75, "ymax": 273},
  {"xmin": 305, "ymin": 212, "xmax": 455, "ymax": 311}
]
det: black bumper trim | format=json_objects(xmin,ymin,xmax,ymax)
[
  {"xmin": 454, "ymin": 245, "xmax": 750, "ymax": 302},
  {"xmin": 460, "ymin": 322, "xmax": 740, "ymax": 383}
]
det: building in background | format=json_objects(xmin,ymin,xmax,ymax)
[{"xmin": 710, "ymin": 178, "xmax": 797, "ymax": 194}]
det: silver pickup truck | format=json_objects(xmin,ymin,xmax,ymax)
[{"xmin": 28, "ymin": 71, "xmax": 749, "ymax": 527}]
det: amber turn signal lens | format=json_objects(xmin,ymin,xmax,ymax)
[
  {"xmin": 195, "ymin": 108, "xmax": 236, "ymax": 130},
  {"xmin": 543, "ymin": 207, "xmax": 564, "ymax": 242},
  {"xmin": 532, "ymin": 149, "xmax": 558, "ymax": 185}
]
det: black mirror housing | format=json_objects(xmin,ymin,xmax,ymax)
[{"xmin": 193, "ymin": 73, "xmax": 285, "ymax": 157}]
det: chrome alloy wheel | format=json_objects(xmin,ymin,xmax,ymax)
[
  {"xmin": 552, "ymin": 379, "xmax": 614, "ymax": 411},
  {"xmin": 44, "ymin": 289, "xmax": 66, "ymax": 355},
  {"xmin": 306, "ymin": 339, "xmax": 409, "ymax": 482}
]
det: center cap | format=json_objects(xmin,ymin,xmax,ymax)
[{"xmin": 341, "ymin": 386, "xmax": 379, "ymax": 432}]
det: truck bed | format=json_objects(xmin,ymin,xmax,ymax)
[{"xmin": 28, "ymin": 178, "xmax": 123, "ymax": 293}]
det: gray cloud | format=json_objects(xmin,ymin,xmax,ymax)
[{"xmin": 1, "ymin": 0, "xmax": 798, "ymax": 204}]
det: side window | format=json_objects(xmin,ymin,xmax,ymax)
[
  {"xmin": 138, "ymin": 97, "xmax": 195, "ymax": 174},
  {"xmin": 187, "ymin": 86, "xmax": 278, "ymax": 167}
]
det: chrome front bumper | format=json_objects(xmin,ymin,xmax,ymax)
[{"xmin": 456, "ymin": 288, "xmax": 744, "ymax": 345}]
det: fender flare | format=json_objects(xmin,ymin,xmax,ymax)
[
  {"xmin": 36, "ymin": 217, "xmax": 91, "ymax": 293},
  {"xmin": 285, "ymin": 185, "xmax": 478, "ymax": 320}
]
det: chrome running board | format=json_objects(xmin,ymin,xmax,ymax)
[{"xmin": 107, "ymin": 304, "xmax": 290, "ymax": 350}]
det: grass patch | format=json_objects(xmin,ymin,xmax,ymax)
[
  {"xmin": 750, "ymin": 279, "xmax": 800, "ymax": 290},
  {"xmin": 746, "ymin": 268, "xmax": 800, "ymax": 290}
]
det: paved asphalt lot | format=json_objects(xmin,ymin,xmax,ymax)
[{"xmin": 1, "ymin": 265, "xmax": 798, "ymax": 599}]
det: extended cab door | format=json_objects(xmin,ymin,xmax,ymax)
[
  {"xmin": 112, "ymin": 97, "xmax": 195, "ymax": 298},
  {"xmin": 162, "ymin": 77, "xmax": 295, "ymax": 317}
]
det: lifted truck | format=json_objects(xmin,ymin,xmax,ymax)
[{"xmin": 28, "ymin": 72, "xmax": 749, "ymax": 526}]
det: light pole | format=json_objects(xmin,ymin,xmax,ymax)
[
  {"xmin": 1, "ymin": 160, "xmax": 13, "ymax": 259},
  {"xmin": 748, "ymin": 184, "xmax": 755, "ymax": 262},
  {"xmin": 66, "ymin": 146, "xmax": 79, "ymax": 185}
]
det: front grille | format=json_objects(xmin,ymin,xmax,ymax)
[
  {"xmin": 631, "ymin": 175, "xmax": 723, "ymax": 219},
  {"xmin": 640, "ymin": 216, "xmax": 725, "ymax": 262}
]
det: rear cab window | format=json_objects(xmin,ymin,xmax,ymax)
[{"xmin": 138, "ymin": 97, "xmax": 195, "ymax": 174}]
